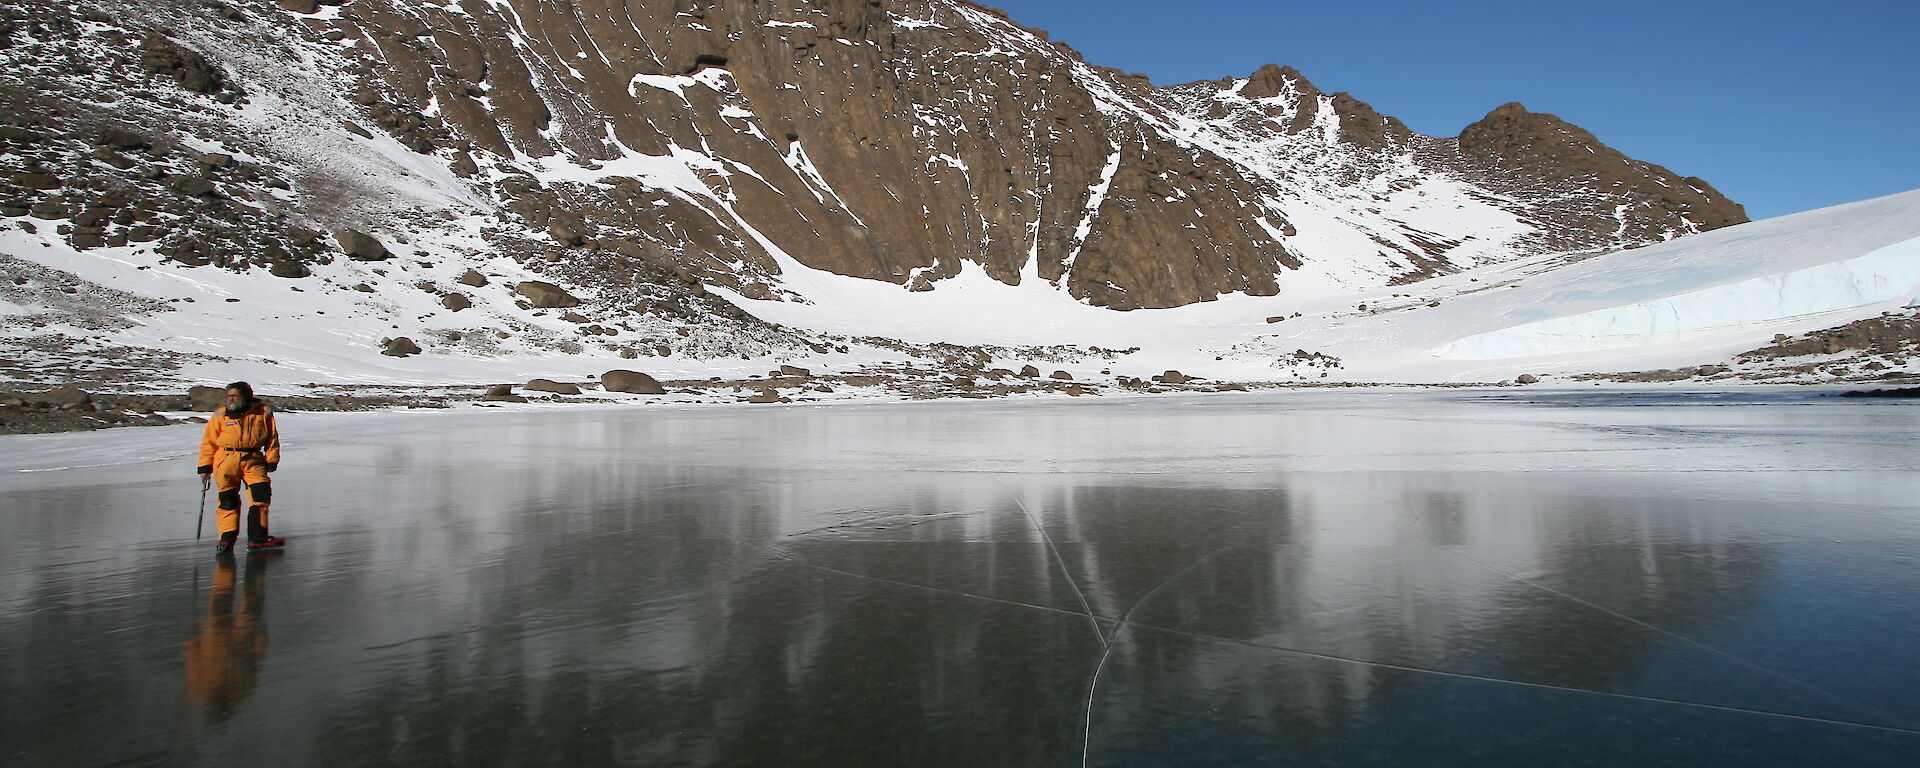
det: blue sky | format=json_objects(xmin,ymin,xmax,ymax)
[{"xmin": 985, "ymin": 0, "xmax": 1918, "ymax": 220}]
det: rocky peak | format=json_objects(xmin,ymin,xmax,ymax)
[
  {"xmin": 0, "ymin": 0, "xmax": 1747, "ymax": 329},
  {"xmin": 1458, "ymin": 101, "xmax": 1598, "ymax": 165},
  {"xmin": 1241, "ymin": 64, "xmax": 1312, "ymax": 101},
  {"xmin": 1452, "ymin": 100, "xmax": 1747, "ymax": 243},
  {"xmin": 1328, "ymin": 91, "xmax": 1411, "ymax": 150}
]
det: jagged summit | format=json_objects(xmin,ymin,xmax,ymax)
[
  {"xmin": 1, "ymin": 0, "xmax": 1743, "ymax": 306},
  {"xmin": 0, "ymin": 0, "xmax": 1830, "ymax": 393}
]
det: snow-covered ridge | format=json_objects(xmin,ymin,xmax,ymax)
[{"xmin": 0, "ymin": 0, "xmax": 1896, "ymax": 393}]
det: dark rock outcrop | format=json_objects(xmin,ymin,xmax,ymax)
[
  {"xmin": 30, "ymin": 386, "xmax": 92, "ymax": 409},
  {"xmin": 336, "ymin": 230, "xmax": 391, "ymax": 261},
  {"xmin": 515, "ymin": 281, "xmax": 579, "ymax": 308},
  {"xmin": 524, "ymin": 378, "xmax": 581, "ymax": 394},
  {"xmin": 1452, "ymin": 102, "xmax": 1746, "ymax": 249},
  {"xmin": 188, "ymin": 386, "xmax": 228, "ymax": 412},
  {"xmin": 381, "ymin": 337, "xmax": 421, "ymax": 357},
  {"xmin": 138, "ymin": 33, "xmax": 224, "ymax": 94},
  {"xmin": 602, "ymin": 369, "xmax": 666, "ymax": 394}
]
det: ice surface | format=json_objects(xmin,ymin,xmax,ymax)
[{"xmin": 2, "ymin": 392, "xmax": 1917, "ymax": 766}]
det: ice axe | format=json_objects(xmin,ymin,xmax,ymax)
[{"xmin": 195, "ymin": 474, "xmax": 209, "ymax": 540}]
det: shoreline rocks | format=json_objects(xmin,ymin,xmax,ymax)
[
  {"xmin": 524, "ymin": 378, "xmax": 581, "ymax": 395},
  {"xmin": 602, "ymin": 370, "xmax": 666, "ymax": 394}
]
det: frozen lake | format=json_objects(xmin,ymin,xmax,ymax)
[{"xmin": 3, "ymin": 390, "xmax": 1918, "ymax": 766}]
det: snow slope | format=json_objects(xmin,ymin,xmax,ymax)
[
  {"xmin": 724, "ymin": 188, "xmax": 1920, "ymax": 382},
  {"xmin": 5, "ymin": 187, "xmax": 1914, "ymax": 390}
]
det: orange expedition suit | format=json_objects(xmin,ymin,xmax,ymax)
[{"xmin": 197, "ymin": 401, "xmax": 281, "ymax": 542}]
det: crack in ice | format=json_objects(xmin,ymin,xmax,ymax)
[
  {"xmin": 995, "ymin": 480, "xmax": 1107, "ymax": 648},
  {"xmin": 777, "ymin": 532, "xmax": 1920, "ymax": 742}
]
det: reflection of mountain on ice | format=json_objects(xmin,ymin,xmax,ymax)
[
  {"xmin": 8, "ymin": 393, "xmax": 1915, "ymax": 765},
  {"xmin": 1063, "ymin": 477, "xmax": 1785, "ymax": 735}
]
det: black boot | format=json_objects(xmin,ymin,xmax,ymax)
[
  {"xmin": 246, "ymin": 505, "xmax": 268, "ymax": 542},
  {"xmin": 215, "ymin": 532, "xmax": 237, "ymax": 554}
]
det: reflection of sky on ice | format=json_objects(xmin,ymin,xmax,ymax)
[{"xmin": 1, "ymin": 391, "xmax": 1917, "ymax": 766}]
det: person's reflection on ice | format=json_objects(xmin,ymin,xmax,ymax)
[{"xmin": 184, "ymin": 551, "xmax": 274, "ymax": 720}]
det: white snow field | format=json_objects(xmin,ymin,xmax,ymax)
[
  {"xmin": 722, "ymin": 188, "xmax": 1920, "ymax": 382},
  {"xmin": 4, "ymin": 187, "xmax": 1917, "ymax": 389}
]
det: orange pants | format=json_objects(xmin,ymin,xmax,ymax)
[{"xmin": 212, "ymin": 449, "xmax": 271, "ymax": 539}]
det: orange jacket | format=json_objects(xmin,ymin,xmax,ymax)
[{"xmin": 198, "ymin": 401, "xmax": 281, "ymax": 467}]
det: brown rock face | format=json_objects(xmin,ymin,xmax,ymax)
[
  {"xmin": 1, "ymin": 0, "xmax": 1748, "ymax": 329},
  {"xmin": 138, "ymin": 33, "xmax": 225, "ymax": 94},
  {"xmin": 1449, "ymin": 102, "xmax": 1747, "ymax": 250}
]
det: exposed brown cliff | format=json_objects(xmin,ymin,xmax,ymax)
[
  {"xmin": 1445, "ymin": 101, "xmax": 1746, "ymax": 253},
  {"xmin": 0, "ymin": 0, "xmax": 1747, "ymax": 322}
]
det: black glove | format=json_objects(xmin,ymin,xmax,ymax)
[
  {"xmin": 265, "ymin": 462, "xmax": 278, "ymax": 472},
  {"xmin": 198, "ymin": 464, "xmax": 212, "ymax": 475}
]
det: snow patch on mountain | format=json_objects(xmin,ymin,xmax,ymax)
[{"xmin": 725, "ymin": 188, "xmax": 1920, "ymax": 382}]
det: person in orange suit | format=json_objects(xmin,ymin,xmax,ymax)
[
  {"xmin": 184, "ymin": 551, "xmax": 271, "ymax": 720},
  {"xmin": 197, "ymin": 381, "xmax": 284, "ymax": 553}
]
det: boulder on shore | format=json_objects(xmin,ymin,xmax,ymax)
[
  {"xmin": 188, "ymin": 385, "xmax": 226, "ymax": 412},
  {"xmin": 524, "ymin": 378, "xmax": 581, "ymax": 394},
  {"xmin": 602, "ymin": 370, "xmax": 666, "ymax": 394},
  {"xmin": 31, "ymin": 387, "xmax": 92, "ymax": 409},
  {"xmin": 480, "ymin": 384, "xmax": 526, "ymax": 402}
]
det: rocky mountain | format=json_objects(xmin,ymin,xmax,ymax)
[
  {"xmin": 3, "ymin": 0, "xmax": 1740, "ymax": 291},
  {"xmin": 1, "ymin": 0, "xmax": 1780, "ymax": 392}
]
